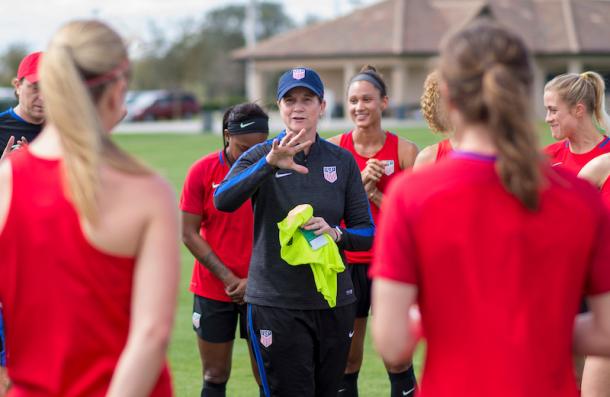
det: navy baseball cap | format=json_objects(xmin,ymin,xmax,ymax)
[{"xmin": 277, "ymin": 67, "xmax": 324, "ymax": 100}]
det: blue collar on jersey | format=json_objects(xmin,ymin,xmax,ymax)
[
  {"xmin": 9, "ymin": 108, "xmax": 26, "ymax": 123},
  {"xmin": 451, "ymin": 150, "xmax": 497, "ymax": 162}
]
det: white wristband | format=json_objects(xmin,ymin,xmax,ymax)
[{"xmin": 333, "ymin": 226, "xmax": 343, "ymax": 243}]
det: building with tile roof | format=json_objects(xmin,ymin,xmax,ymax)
[{"xmin": 235, "ymin": 0, "xmax": 610, "ymax": 118}]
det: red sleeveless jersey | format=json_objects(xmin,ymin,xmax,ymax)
[
  {"xmin": 544, "ymin": 136, "xmax": 610, "ymax": 174},
  {"xmin": 339, "ymin": 131, "xmax": 402, "ymax": 264},
  {"xmin": 436, "ymin": 138, "xmax": 453, "ymax": 162},
  {"xmin": 601, "ymin": 176, "xmax": 610, "ymax": 210},
  {"xmin": 0, "ymin": 149, "xmax": 172, "ymax": 397}
]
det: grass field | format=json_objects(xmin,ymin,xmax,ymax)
[{"xmin": 113, "ymin": 126, "xmax": 554, "ymax": 396}]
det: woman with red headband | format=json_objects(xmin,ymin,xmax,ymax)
[{"xmin": 0, "ymin": 20, "xmax": 179, "ymax": 397}]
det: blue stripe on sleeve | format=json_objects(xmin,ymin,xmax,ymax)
[
  {"xmin": 214, "ymin": 131, "xmax": 286, "ymax": 199},
  {"xmin": 345, "ymin": 199, "xmax": 376, "ymax": 237},
  {"xmin": 345, "ymin": 226, "xmax": 375, "ymax": 237},
  {"xmin": 213, "ymin": 155, "xmax": 269, "ymax": 198}
]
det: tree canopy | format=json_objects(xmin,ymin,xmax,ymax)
[
  {"xmin": 0, "ymin": 2, "xmax": 297, "ymax": 108},
  {"xmin": 0, "ymin": 44, "xmax": 29, "ymax": 87},
  {"xmin": 131, "ymin": 2, "xmax": 296, "ymax": 108}
]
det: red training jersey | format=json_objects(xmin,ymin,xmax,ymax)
[
  {"xmin": 0, "ymin": 149, "xmax": 172, "ymax": 397},
  {"xmin": 371, "ymin": 153, "xmax": 610, "ymax": 397},
  {"xmin": 339, "ymin": 131, "xmax": 402, "ymax": 264},
  {"xmin": 435, "ymin": 138, "xmax": 453, "ymax": 162},
  {"xmin": 180, "ymin": 150, "xmax": 253, "ymax": 302},
  {"xmin": 544, "ymin": 136, "xmax": 610, "ymax": 174}
]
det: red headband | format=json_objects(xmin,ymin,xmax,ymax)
[{"xmin": 85, "ymin": 59, "xmax": 130, "ymax": 87}]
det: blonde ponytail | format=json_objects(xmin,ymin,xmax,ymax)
[
  {"xmin": 580, "ymin": 71, "xmax": 610, "ymax": 134},
  {"xmin": 546, "ymin": 71, "xmax": 610, "ymax": 134},
  {"xmin": 40, "ymin": 20, "xmax": 150, "ymax": 224},
  {"xmin": 420, "ymin": 71, "xmax": 451, "ymax": 134}
]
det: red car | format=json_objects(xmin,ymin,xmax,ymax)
[{"xmin": 126, "ymin": 90, "xmax": 200, "ymax": 121}]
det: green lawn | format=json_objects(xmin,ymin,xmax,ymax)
[{"xmin": 113, "ymin": 125, "xmax": 554, "ymax": 396}]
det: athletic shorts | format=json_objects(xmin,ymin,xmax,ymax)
[
  {"xmin": 349, "ymin": 263, "xmax": 372, "ymax": 318},
  {"xmin": 192, "ymin": 295, "xmax": 248, "ymax": 343},
  {"xmin": 247, "ymin": 303, "xmax": 356, "ymax": 397}
]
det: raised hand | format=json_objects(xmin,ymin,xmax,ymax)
[
  {"xmin": 0, "ymin": 136, "xmax": 27, "ymax": 160},
  {"xmin": 265, "ymin": 129, "xmax": 313, "ymax": 174},
  {"xmin": 14, "ymin": 136, "xmax": 28, "ymax": 149},
  {"xmin": 1, "ymin": 136, "xmax": 15, "ymax": 160},
  {"xmin": 361, "ymin": 158, "xmax": 385, "ymax": 185}
]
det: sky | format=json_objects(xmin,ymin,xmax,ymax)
[{"xmin": 0, "ymin": 0, "xmax": 380, "ymax": 55}]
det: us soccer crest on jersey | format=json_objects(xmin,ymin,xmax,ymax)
[
  {"xmin": 323, "ymin": 166, "xmax": 337, "ymax": 183},
  {"xmin": 260, "ymin": 329, "xmax": 273, "ymax": 347},
  {"xmin": 383, "ymin": 160, "xmax": 395, "ymax": 176},
  {"xmin": 292, "ymin": 68, "xmax": 305, "ymax": 80}
]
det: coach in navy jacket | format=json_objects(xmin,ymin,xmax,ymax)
[{"xmin": 214, "ymin": 67, "xmax": 374, "ymax": 397}]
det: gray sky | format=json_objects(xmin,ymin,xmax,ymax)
[{"xmin": 0, "ymin": 0, "xmax": 380, "ymax": 55}]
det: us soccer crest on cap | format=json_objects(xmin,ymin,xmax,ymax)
[
  {"xmin": 292, "ymin": 68, "xmax": 305, "ymax": 80},
  {"xmin": 276, "ymin": 66, "xmax": 324, "ymax": 100}
]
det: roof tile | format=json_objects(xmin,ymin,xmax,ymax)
[{"xmin": 234, "ymin": 0, "xmax": 610, "ymax": 60}]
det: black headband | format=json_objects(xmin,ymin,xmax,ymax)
[
  {"xmin": 350, "ymin": 73, "xmax": 385, "ymax": 95},
  {"xmin": 227, "ymin": 118, "xmax": 269, "ymax": 135}
]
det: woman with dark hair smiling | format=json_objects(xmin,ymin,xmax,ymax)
[{"xmin": 328, "ymin": 64, "xmax": 418, "ymax": 397}]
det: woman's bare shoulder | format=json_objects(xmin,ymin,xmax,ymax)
[{"xmin": 413, "ymin": 143, "xmax": 439, "ymax": 170}]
